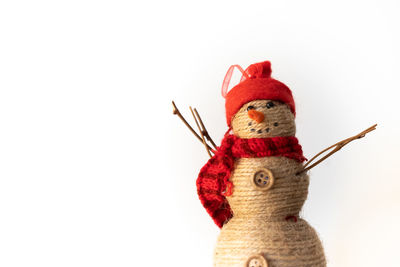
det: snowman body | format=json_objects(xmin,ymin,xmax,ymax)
[
  {"xmin": 213, "ymin": 100, "xmax": 326, "ymax": 267},
  {"xmin": 214, "ymin": 157, "xmax": 326, "ymax": 267}
]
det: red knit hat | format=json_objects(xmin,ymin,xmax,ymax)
[{"xmin": 222, "ymin": 61, "xmax": 295, "ymax": 126}]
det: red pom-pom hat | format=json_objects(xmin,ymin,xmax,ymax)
[{"xmin": 222, "ymin": 61, "xmax": 296, "ymax": 127}]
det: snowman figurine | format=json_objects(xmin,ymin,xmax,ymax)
[{"xmin": 196, "ymin": 61, "xmax": 326, "ymax": 267}]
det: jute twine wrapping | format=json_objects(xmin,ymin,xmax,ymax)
[
  {"xmin": 231, "ymin": 100, "xmax": 296, "ymax": 139},
  {"xmin": 214, "ymin": 100, "xmax": 326, "ymax": 267}
]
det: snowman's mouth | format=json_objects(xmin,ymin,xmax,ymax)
[
  {"xmin": 250, "ymin": 128, "xmax": 269, "ymax": 134},
  {"xmin": 249, "ymin": 122, "xmax": 279, "ymax": 134}
]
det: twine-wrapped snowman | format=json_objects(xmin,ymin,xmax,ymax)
[{"xmin": 172, "ymin": 60, "xmax": 376, "ymax": 267}]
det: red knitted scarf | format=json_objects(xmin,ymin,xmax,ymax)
[{"xmin": 196, "ymin": 133, "xmax": 306, "ymax": 228}]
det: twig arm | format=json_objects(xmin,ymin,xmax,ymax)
[
  {"xmin": 193, "ymin": 108, "xmax": 217, "ymax": 149},
  {"xmin": 297, "ymin": 124, "xmax": 377, "ymax": 175},
  {"xmin": 172, "ymin": 101, "xmax": 214, "ymax": 153},
  {"xmin": 190, "ymin": 107, "xmax": 213, "ymax": 158}
]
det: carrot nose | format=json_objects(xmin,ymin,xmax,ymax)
[{"xmin": 247, "ymin": 110, "xmax": 264, "ymax": 123}]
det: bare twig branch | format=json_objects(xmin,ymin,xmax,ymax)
[
  {"xmin": 190, "ymin": 107, "xmax": 212, "ymax": 158},
  {"xmin": 297, "ymin": 124, "xmax": 377, "ymax": 175},
  {"xmin": 193, "ymin": 108, "xmax": 217, "ymax": 149},
  {"xmin": 172, "ymin": 101, "xmax": 214, "ymax": 153}
]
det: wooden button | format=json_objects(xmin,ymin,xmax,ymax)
[
  {"xmin": 252, "ymin": 168, "xmax": 274, "ymax": 190},
  {"xmin": 246, "ymin": 254, "xmax": 268, "ymax": 267}
]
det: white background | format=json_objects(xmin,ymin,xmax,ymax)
[{"xmin": 0, "ymin": 0, "xmax": 399, "ymax": 266}]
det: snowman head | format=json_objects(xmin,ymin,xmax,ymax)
[
  {"xmin": 224, "ymin": 61, "xmax": 296, "ymax": 137},
  {"xmin": 231, "ymin": 99, "xmax": 296, "ymax": 138}
]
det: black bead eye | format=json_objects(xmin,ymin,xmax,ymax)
[
  {"xmin": 247, "ymin": 105, "xmax": 255, "ymax": 111},
  {"xmin": 266, "ymin": 101, "xmax": 275, "ymax": 109}
]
